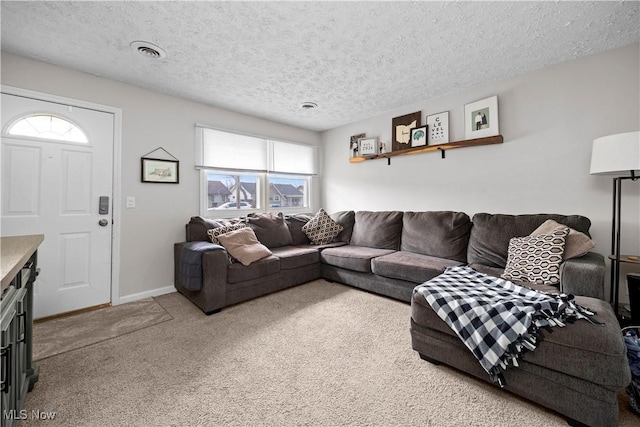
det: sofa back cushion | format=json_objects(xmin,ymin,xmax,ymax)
[
  {"xmin": 331, "ymin": 210, "xmax": 355, "ymax": 243},
  {"xmin": 186, "ymin": 216, "xmax": 234, "ymax": 242},
  {"xmin": 401, "ymin": 211, "xmax": 471, "ymax": 263},
  {"xmin": 246, "ymin": 212, "xmax": 293, "ymax": 248},
  {"xmin": 350, "ymin": 211, "xmax": 403, "ymax": 250},
  {"xmin": 285, "ymin": 214, "xmax": 313, "ymax": 245},
  {"xmin": 467, "ymin": 213, "xmax": 592, "ymax": 268}
]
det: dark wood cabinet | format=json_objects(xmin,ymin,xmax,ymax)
[{"xmin": 1, "ymin": 236, "xmax": 42, "ymax": 427}]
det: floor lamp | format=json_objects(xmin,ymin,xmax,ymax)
[{"xmin": 590, "ymin": 131, "xmax": 640, "ymax": 317}]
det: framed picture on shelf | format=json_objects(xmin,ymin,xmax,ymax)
[
  {"xmin": 426, "ymin": 111, "xmax": 449, "ymax": 145},
  {"xmin": 141, "ymin": 158, "xmax": 179, "ymax": 184},
  {"xmin": 358, "ymin": 137, "xmax": 378, "ymax": 156},
  {"xmin": 391, "ymin": 111, "xmax": 421, "ymax": 152},
  {"xmin": 378, "ymin": 140, "xmax": 388, "ymax": 154},
  {"xmin": 464, "ymin": 95, "xmax": 499, "ymax": 139},
  {"xmin": 410, "ymin": 126, "xmax": 428, "ymax": 147},
  {"xmin": 350, "ymin": 133, "xmax": 366, "ymax": 158}
]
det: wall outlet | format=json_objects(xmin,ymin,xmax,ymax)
[{"xmin": 126, "ymin": 196, "xmax": 136, "ymax": 208}]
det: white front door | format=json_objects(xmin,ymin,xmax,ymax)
[{"xmin": 1, "ymin": 93, "xmax": 114, "ymax": 319}]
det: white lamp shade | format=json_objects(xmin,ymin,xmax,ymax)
[{"xmin": 590, "ymin": 131, "xmax": 640, "ymax": 175}]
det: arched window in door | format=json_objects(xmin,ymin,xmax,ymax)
[{"xmin": 6, "ymin": 114, "xmax": 88, "ymax": 143}]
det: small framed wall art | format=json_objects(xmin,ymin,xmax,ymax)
[
  {"xmin": 350, "ymin": 133, "xmax": 366, "ymax": 158},
  {"xmin": 358, "ymin": 137, "xmax": 378, "ymax": 156},
  {"xmin": 410, "ymin": 126, "xmax": 428, "ymax": 147},
  {"xmin": 141, "ymin": 158, "xmax": 179, "ymax": 183},
  {"xmin": 391, "ymin": 111, "xmax": 421, "ymax": 152},
  {"xmin": 426, "ymin": 111, "xmax": 449, "ymax": 145},
  {"xmin": 464, "ymin": 95, "xmax": 499, "ymax": 139}
]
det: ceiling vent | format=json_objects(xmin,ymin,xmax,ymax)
[
  {"xmin": 130, "ymin": 41, "xmax": 167, "ymax": 59},
  {"xmin": 300, "ymin": 102, "xmax": 318, "ymax": 110}
]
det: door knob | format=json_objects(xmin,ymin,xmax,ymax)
[{"xmin": 98, "ymin": 219, "xmax": 109, "ymax": 227}]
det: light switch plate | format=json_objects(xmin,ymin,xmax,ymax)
[{"xmin": 126, "ymin": 196, "xmax": 136, "ymax": 208}]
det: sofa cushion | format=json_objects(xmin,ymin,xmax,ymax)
[
  {"xmin": 285, "ymin": 214, "xmax": 312, "ymax": 245},
  {"xmin": 467, "ymin": 213, "xmax": 591, "ymax": 268},
  {"xmin": 531, "ymin": 219, "xmax": 595, "ymax": 259},
  {"xmin": 320, "ymin": 245, "xmax": 395, "ymax": 273},
  {"xmin": 331, "ymin": 210, "xmax": 355, "ymax": 243},
  {"xmin": 350, "ymin": 211, "xmax": 403, "ymax": 250},
  {"xmin": 502, "ymin": 227, "xmax": 569, "ymax": 285},
  {"xmin": 216, "ymin": 227, "xmax": 273, "ymax": 267},
  {"xmin": 270, "ymin": 246, "xmax": 320, "ymax": 270},
  {"xmin": 372, "ymin": 251, "xmax": 463, "ymax": 284},
  {"xmin": 246, "ymin": 212, "xmax": 293, "ymax": 248},
  {"xmin": 401, "ymin": 211, "xmax": 471, "ymax": 263},
  {"xmin": 411, "ymin": 291, "xmax": 629, "ymax": 387},
  {"xmin": 187, "ymin": 216, "xmax": 228, "ymax": 242},
  {"xmin": 302, "ymin": 209, "xmax": 344, "ymax": 245},
  {"xmin": 226, "ymin": 255, "xmax": 280, "ymax": 284}
]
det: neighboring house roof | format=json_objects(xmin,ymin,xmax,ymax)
[
  {"xmin": 240, "ymin": 182, "xmax": 256, "ymax": 195},
  {"xmin": 271, "ymin": 183, "xmax": 303, "ymax": 198},
  {"xmin": 229, "ymin": 182, "xmax": 257, "ymax": 200},
  {"xmin": 208, "ymin": 180, "xmax": 231, "ymax": 196}
]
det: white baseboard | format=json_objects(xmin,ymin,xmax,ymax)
[{"xmin": 117, "ymin": 285, "xmax": 176, "ymax": 305}]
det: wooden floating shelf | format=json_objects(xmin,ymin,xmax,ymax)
[{"xmin": 349, "ymin": 135, "xmax": 503, "ymax": 163}]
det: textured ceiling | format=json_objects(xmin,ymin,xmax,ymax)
[{"xmin": 1, "ymin": 1, "xmax": 638, "ymax": 131}]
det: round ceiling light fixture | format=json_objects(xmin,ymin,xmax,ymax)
[
  {"xmin": 300, "ymin": 102, "xmax": 318, "ymax": 110},
  {"xmin": 130, "ymin": 41, "xmax": 167, "ymax": 59}
]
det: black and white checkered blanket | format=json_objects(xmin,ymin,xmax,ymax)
[{"xmin": 414, "ymin": 266, "xmax": 600, "ymax": 387}]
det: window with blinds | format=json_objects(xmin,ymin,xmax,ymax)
[{"xmin": 196, "ymin": 125, "xmax": 317, "ymax": 216}]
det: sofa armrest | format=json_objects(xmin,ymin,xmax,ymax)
[
  {"xmin": 559, "ymin": 252, "xmax": 605, "ymax": 300},
  {"xmin": 174, "ymin": 241, "xmax": 230, "ymax": 314}
]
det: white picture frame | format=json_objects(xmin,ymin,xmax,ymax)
[
  {"xmin": 358, "ymin": 137, "xmax": 378, "ymax": 156},
  {"xmin": 426, "ymin": 111, "xmax": 449, "ymax": 145},
  {"xmin": 464, "ymin": 95, "xmax": 499, "ymax": 140}
]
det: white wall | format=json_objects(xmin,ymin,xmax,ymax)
[
  {"xmin": 3, "ymin": 44, "xmax": 638, "ymax": 306},
  {"xmin": 1, "ymin": 52, "xmax": 322, "ymax": 302},
  {"xmin": 321, "ymin": 43, "xmax": 640, "ymax": 302}
]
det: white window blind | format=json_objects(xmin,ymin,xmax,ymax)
[
  {"xmin": 196, "ymin": 125, "xmax": 317, "ymax": 175},
  {"xmin": 197, "ymin": 127, "xmax": 268, "ymax": 171},
  {"xmin": 271, "ymin": 140, "xmax": 317, "ymax": 175}
]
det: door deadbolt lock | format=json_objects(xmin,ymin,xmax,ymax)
[{"xmin": 98, "ymin": 219, "xmax": 109, "ymax": 227}]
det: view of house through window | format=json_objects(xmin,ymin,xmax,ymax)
[
  {"xmin": 206, "ymin": 173, "xmax": 309, "ymax": 212},
  {"xmin": 268, "ymin": 176, "xmax": 307, "ymax": 208},
  {"xmin": 207, "ymin": 174, "xmax": 259, "ymax": 210}
]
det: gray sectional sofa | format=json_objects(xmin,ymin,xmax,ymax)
[{"xmin": 174, "ymin": 210, "xmax": 630, "ymax": 427}]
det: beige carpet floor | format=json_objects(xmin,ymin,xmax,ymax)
[
  {"xmin": 22, "ymin": 280, "xmax": 638, "ymax": 426},
  {"xmin": 33, "ymin": 297, "xmax": 173, "ymax": 361}
]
